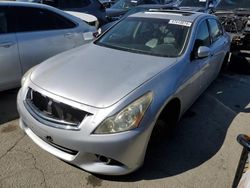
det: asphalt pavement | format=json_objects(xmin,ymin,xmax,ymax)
[{"xmin": 0, "ymin": 72, "xmax": 250, "ymax": 188}]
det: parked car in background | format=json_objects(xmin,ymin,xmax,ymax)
[
  {"xmin": 18, "ymin": 10, "xmax": 230, "ymax": 175},
  {"xmin": 99, "ymin": 0, "xmax": 116, "ymax": 8},
  {"xmin": 101, "ymin": 4, "xmax": 179, "ymax": 32},
  {"xmin": 106, "ymin": 0, "xmax": 176, "ymax": 21},
  {"xmin": 213, "ymin": 0, "xmax": 250, "ymax": 50},
  {"xmin": 178, "ymin": 0, "xmax": 250, "ymax": 50},
  {"xmin": 16, "ymin": 0, "xmax": 108, "ymax": 25},
  {"xmin": 178, "ymin": 0, "xmax": 219, "ymax": 13},
  {"xmin": 65, "ymin": 11, "xmax": 99, "ymax": 28},
  {"xmin": 0, "ymin": 2, "xmax": 95, "ymax": 91}
]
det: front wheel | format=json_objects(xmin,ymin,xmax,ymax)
[{"xmin": 220, "ymin": 52, "xmax": 230, "ymax": 73}]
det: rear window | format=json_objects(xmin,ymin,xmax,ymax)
[
  {"xmin": 12, "ymin": 7, "xmax": 76, "ymax": 32},
  {"xmin": 0, "ymin": 7, "xmax": 15, "ymax": 34},
  {"xmin": 0, "ymin": 9, "xmax": 8, "ymax": 34},
  {"xmin": 16, "ymin": 0, "xmax": 92, "ymax": 8}
]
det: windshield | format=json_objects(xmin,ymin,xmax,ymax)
[
  {"xmin": 95, "ymin": 17, "xmax": 190, "ymax": 57},
  {"xmin": 179, "ymin": 0, "xmax": 207, "ymax": 7},
  {"xmin": 216, "ymin": 0, "xmax": 250, "ymax": 9}
]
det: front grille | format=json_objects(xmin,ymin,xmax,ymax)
[{"xmin": 25, "ymin": 88, "xmax": 91, "ymax": 128}]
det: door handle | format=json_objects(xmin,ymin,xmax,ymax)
[
  {"xmin": 64, "ymin": 33, "xmax": 74, "ymax": 39},
  {"xmin": 0, "ymin": 41, "xmax": 15, "ymax": 48}
]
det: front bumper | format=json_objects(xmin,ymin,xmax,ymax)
[{"xmin": 17, "ymin": 85, "xmax": 154, "ymax": 175}]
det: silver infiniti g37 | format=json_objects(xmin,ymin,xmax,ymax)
[{"xmin": 17, "ymin": 10, "xmax": 230, "ymax": 175}]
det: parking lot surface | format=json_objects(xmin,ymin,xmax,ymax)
[{"xmin": 0, "ymin": 72, "xmax": 250, "ymax": 188}]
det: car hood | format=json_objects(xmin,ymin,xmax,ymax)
[{"xmin": 31, "ymin": 44, "xmax": 177, "ymax": 108}]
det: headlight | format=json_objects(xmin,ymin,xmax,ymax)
[
  {"xmin": 94, "ymin": 92, "xmax": 153, "ymax": 134},
  {"xmin": 21, "ymin": 67, "xmax": 35, "ymax": 86}
]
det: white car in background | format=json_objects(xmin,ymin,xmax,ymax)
[
  {"xmin": 65, "ymin": 11, "xmax": 99, "ymax": 28},
  {"xmin": 0, "ymin": 1, "xmax": 96, "ymax": 91}
]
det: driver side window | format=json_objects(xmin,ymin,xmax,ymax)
[
  {"xmin": 195, "ymin": 20, "xmax": 210, "ymax": 48},
  {"xmin": 192, "ymin": 20, "xmax": 210, "ymax": 59}
]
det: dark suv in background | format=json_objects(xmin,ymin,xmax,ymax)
[
  {"xmin": 106, "ymin": 0, "xmax": 176, "ymax": 21},
  {"xmin": 16, "ymin": 0, "xmax": 108, "ymax": 25},
  {"xmin": 178, "ymin": 0, "xmax": 219, "ymax": 13}
]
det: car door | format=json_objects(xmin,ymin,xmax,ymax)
[
  {"xmin": 190, "ymin": 19, "xmax": 212, "ymax": 91},
  {"xmin": 207, "ymin": 18, "xmax": 228, "ymax": 78},
  {"xmin": 176, "ymin": 20, "xmax": 211, "ymax": 112},
  {"xmin": 0, "ymin": 7, "xmax": 21, "ymax": 91},
  {"xmin": 11, "ymin": 6, "xmax": 82, "ymax": 73},
  {"xmin": 190, "ymin": 18, "xmax": 227, "ymax": 95},
  {"xmin": 191, "ymin": 19, "xmax": 216, "ymax": 92}
]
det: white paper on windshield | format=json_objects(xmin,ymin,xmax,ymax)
[
  {"xmin": 199, "ymin": 0, "xmax": 206, "ymax": 2},
  {"xmin": 169, "ymin": 20, "xmax": 192, "ymax": 27}
]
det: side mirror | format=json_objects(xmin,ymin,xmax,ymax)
[
  {"xmin": 83, "ymin": 32, "xmax": 94, "ymax": 41},
  {"xmin": 197, "ymin": 46, "xmax": 211, "ymax": 58}
]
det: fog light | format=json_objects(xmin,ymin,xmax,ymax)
[{"xmin": 96, "ymin": 155, "xmax": 111, "ymax": 164}]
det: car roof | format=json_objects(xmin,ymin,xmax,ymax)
[
  {"xmin": 0, "ymin": 1, "xmax": 88, "ymax": 25},
  {"xmin": 128, "ymin": 10, "xmax": 207, "ymax": 22},
  {"xmin": 0, "ymin": 1, "xmax": 54, "ymax": 9}
]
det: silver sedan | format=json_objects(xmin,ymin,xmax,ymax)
[
  {"xmin": 17, "ymin": 10, "xmax": 230, "ymax": 175},
  {"xmin": 0, "ymin": 2, "xmax": 95, "ymax": 91}
]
